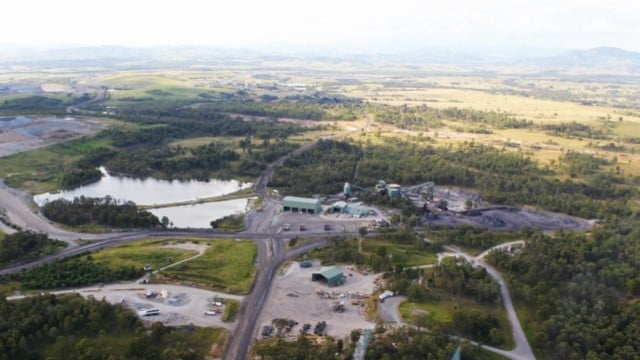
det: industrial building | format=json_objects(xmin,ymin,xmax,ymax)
[
  {"xmin": 312, "ymin": 266, "xmax": 345, "ymax": 287},
  {"xmin": 282, "ymin": 196, "xmax": 322, "ymax": 214}
]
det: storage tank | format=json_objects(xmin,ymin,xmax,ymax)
[{"xmin": 343, "ymin": 182, "xmax": 352, "ymax": 198}]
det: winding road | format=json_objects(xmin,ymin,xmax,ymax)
[{"xmin": 443, "ymin": 243, "xmax": 534, "ymax": 360}]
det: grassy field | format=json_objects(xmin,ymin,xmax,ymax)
[
  {"xmin": 361, "ymin": 239, "xmax": 437, "ymax": 267},
  {"xmin": 89, "ymin": 239, "xmax": 199, "ymax": 271},
  {"xmin": 161, "ymin": 239, "xmax": 256, "ymax": 294}
]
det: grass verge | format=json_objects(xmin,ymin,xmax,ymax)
[{"xmin": 222, "ymin": 299, "xmax": 240, "ymax": 322}]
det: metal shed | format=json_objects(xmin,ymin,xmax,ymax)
[
  {"xmin": 330, "ymin": 201, "xmax": 349, "ymax": 213},
  {"xmin": 312, "ymin": 266, "xmax": 345, "ymax": 287},
  {"xmin": 282, "ymin": 196, "xmax": 322, "ymax": 214}
]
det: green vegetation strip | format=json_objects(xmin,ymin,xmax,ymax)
[{"xmin": 222, "ymin": 299, "xmax": 240, "ymax": 322}]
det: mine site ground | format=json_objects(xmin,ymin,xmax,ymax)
[{"xmin": 0, "ymin": 115, "xmax": 104, "ymax": 157}]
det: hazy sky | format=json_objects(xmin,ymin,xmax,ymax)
[{"xmin": 3, "ymin": 0, "xmax": 639, "ymax": 54}]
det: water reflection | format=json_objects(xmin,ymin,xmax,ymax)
[
  {"xmin": 34, "ymin": 167, "xmax": 252, "ymax": 206},
  {"xmin": 149, "ymin": 198, "xmax": 251, "ymax": 228}
]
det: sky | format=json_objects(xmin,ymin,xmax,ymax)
[{"xmin": 2, "ymin": 0, "xmax": 640, "ymax": 55}]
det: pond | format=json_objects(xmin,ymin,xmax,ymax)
[
  {"xmin": 33, "ymin": 167, "xmax": 253, "ymax": 207},
  {"xmin": 148, "ymin": 198, "xmax": 252, "ymax": 228}
]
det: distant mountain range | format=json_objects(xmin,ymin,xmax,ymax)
[
  {"xmin": 523, "ymin": 47, "xmax": 640, "ymax": 73},
  {"xmin": 1, "ymin": 44, "xmax": 639, "ymax": 75}
]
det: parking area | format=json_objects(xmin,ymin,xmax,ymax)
[
  {"xmin": 20, "ymin": 283, "xmax": 245, "ymax": 330},
  {"xmin": 256, "ymin": 261, "xmax": 380, "ymax": 340},
  {"xmin": 272, "ymin": 202, "xmax": 388, "ymax": 235}
]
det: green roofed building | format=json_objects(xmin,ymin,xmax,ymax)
[
  {"xmin": 312, "ymin": 266, "xmax": 345, "ymax": 287},
  {"xmin": 282, "ymin": 196, "xmax": 322, "ymax": 214}
]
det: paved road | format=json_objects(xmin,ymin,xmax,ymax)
[
  {"xmin": 222, "ymin": 237, "xmax": 329, "ymax": 360},
  {"xmin": 0, "ymin": 180, "xmax": 128, "ymax": 246},
  {"xmin": 443, "ymin": 244, "xmax": 535, "ymax": 360},
  {"xmin": 223, "ymin": 117, "xmax": 371, "ymax": 360},
  {"xmin": 378, "ymin": 295, "xmax": 406, "ymax": 324}
]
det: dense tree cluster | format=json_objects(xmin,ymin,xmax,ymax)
[
  {"xmin": 372, "ymin": 104, "xmax": 531, "ymax": 130},
  {"xmin": 560, "ymin": 151, "xmax": 610, "ymax": 177},
  {"xmin": 42, "ymin": 197, "xmax": 160, "ymax": 228},
  {"xmin": 0, "ymin": 96, "xmax": 63, "ymax": 115},
  {"xmin": 60, "ymin": 113, "xmax": 304, "ymax": 182},
  {"xmin": 0, "ymin": 294, "xmax": 218, "ymax": 360},
  {"xmin": 60, "ymin": 167, "xmax": 102, "ymax": 189},
  {"xmin": 433, "ymin": 226, "xmax": 522, "ymax": 251},
  {"xmin": 0, "ymin": 231, "xmax": 66, "ymax": 267},
  {"xmin": 254, "ymin": 335, "xmax": 348, "ymax": 359},
  {"xmin": 451, "ymin": 309, "xmax": 504, "ymax": 346},
  {"xmin": 486, "ymin": 225, "xmax": 640, "ymax": 358},
  {"xmin": 210, "ymin": 213, "xmax": 245, "ymax": 232},
  {"xmin": 0, "ymin": 94, "xmax": 93, "ymax": 116},
  {"xmin": 2, "ymin": 256, "xmax": 140, "ymax": 289},
  {"xmin": 429, "ymin": 257, "xmax": 501, "ymax": 304},
  {"xmin": 543, "ymin": 121, "xmax": 610, "ymax": 139},
  {"xmin": 366, "ymin": 326, "xmax": 457, "ymax": 360},
  {"xmin": 270, "ymin": 140, "xmax": 363, "ymax": 195}
]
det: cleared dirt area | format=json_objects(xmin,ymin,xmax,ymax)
[
  {"xmin": 0, "ymin": 116, "xmax": 103, "ymax": 157},
  {"xmin": 256, "ymin": 261, "xmax": 379, "ymax": 340}
]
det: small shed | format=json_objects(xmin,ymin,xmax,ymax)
[
  {"xmin": 282, "ymin": 196, "xmax": 322, "ymax": 214},
  {"xmin": 312, "ymin": 266, "xmax": 345, "ymax": 287},
  {"xmin": 330, "ymin": 201, "xmax": 349, "ymax": 213}
]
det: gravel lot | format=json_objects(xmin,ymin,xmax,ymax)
[
  {"xmin": 10, "ymin": 283, "xmax": 245, "ymax": 330},
  {"xmin": 256, "ymin": 261, "xmax": 379, "ymax": 340}
]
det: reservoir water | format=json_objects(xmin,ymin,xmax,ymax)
[
  {"xmin": 34, "ymin": 167, "xmax": 252, "ymax": 206},
  {"xmin": 33, "ymin": 167, "xmax": 254, "ymax": 228},
  {"xmin": 148, "ymin": 198, "xmax": 252, "ymax": 228}
]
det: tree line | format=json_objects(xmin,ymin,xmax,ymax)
[
  {"xmin": 2, "ymin": 255, "xmax": 141, "ymax": 290},
  {"xmin": 0, "ymin": 231, "xmax": 66, "ymax": 267},
  {"xmin": 0, "ymin": 294, "xmax": 219, "ymax": 359},
  {"xmin": 42, "ymin": 197, "xmax": 160, "ymax": 228}
]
